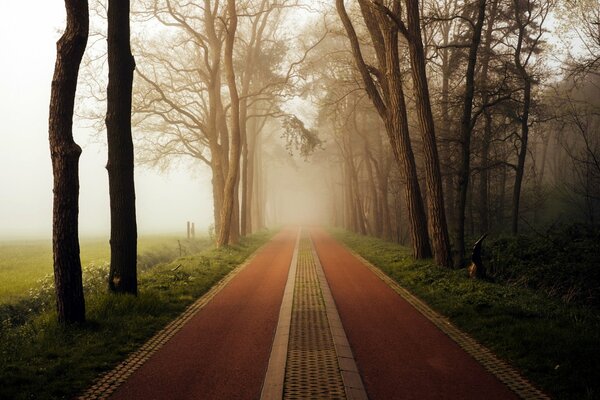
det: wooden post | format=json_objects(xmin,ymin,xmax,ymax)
[{"xmin": 187, "ymin": 221, "xmax": 190, "ymax": 240}]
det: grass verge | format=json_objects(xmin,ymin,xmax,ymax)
[
  {"xmin": 0, "ymin": 230, "xmax": 272, "ymax": 400},
  {"xmin": 332, "ymin": 229, "xmax": 600, "ymax": 400}
]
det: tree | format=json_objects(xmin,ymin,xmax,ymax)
[
  {"xmin": 454, "ymin": 0, "xmax": 487, "ymax": 265},
  {"xmin": 402, "ymin": 0, "xmax": 454, "ymax": 268},
  {"xmin": 48, "ymin": 0, "xmax": 89, "ymax": 323},
  {"xmin": 336, "ymin": 0, "xmax": 433, "ymax": 260},
  {"xmin": 106, "ymin": 0, "xmax": 137, "ymax": 294},
  {"xmin": 509, "ymin": 0, "xmax": 551, "ymax": 234},
  {"xmin": 217, "ymin": 0, "xmax": 241, "ymax": 247}
]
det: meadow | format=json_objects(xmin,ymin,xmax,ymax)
[
  {"xmin": 0, "ymin": 235, "xmax": 208, "ymax": 304},
  {"xmin": 0, "ymin": 231, "xmax": 271, "ymax": 399}
]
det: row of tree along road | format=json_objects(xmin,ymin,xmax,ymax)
[{"xmin": 47, "ymin": 0, "xmax": 600, "ymax": 323}]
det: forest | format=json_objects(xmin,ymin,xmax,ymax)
[{"xmin": 1, "ymin": 0, "xmax": 599, "ymax": 399}]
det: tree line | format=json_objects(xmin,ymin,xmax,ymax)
[
  {"xmin": 48, "ymin": 0, "xmax": 599, "ymax": 323},
  {"xmin": 310, "ymin": 0, "xmax": 598, "ymax": 268}
]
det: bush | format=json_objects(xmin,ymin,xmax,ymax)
[{"xmin": 484, "ymin": 224, "xmax": 600, "ymax": 307}]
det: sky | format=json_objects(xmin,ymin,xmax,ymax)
[{"xmin": 0, "ymin": 1, "xmax": 214, "ymax": 240}]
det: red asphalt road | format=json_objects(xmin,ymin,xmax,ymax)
[
  {"xmin": 311, "ymin": 228, "xmax": 518, "ymax": 400},
  {"xmin": 110, "ymin": 228, "xmax": 297, "ymax": 400}
]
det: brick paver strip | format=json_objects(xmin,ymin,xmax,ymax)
[
  {"xmin": 344, "ymin": 246, "xmax": 550, "ymax": 400},
  {"xmin": 77, "ymin": 241, "xmax": 269, "ymax": 400},
  {"xmin": 282, "ymin": 237, "xmax": 347, "ymax": 399}
]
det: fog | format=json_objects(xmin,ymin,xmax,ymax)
[
  {"xmin": 1, "ymin": 0, "xmax": 599, "ymax": 246},
  {"xmin": 0, "ymin": 2, "xmax": 223, "ymax": 239}
]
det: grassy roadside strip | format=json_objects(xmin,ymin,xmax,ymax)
[
  {"xmin": 0, "ymin": 230, "xmax": 273, "ymax": 400},
  {"xmin": 332, "ymin": 229, "xmax": 600, "ymax": 400}
]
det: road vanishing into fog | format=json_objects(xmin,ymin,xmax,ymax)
[{"xmin": 80, "ymin": 227, "xmax": 544, "ymax": 400}]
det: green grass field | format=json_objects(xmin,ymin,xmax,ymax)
[
  {"xmin": 0, "ymin": 231, "xmax": 272, "ymax": 400},
  {"xmin": 0, "ymin": 235, "xmax": 207, "ymax": 304}
]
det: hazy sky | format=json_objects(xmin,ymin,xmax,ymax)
[{"xmin": 0, "ymin": 1, "xmax": 214, "ymax": 239}]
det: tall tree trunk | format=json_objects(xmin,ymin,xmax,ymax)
[
  {"xmin": 240, "ymin": 109, "xmax": 249, "ymax": 237},
  {"xmin": 336, "ymin": 0, "xmax": 432, "ymax": 259},
  {"xmin": 512, "ymin": 80, "xmax": 530, "ymax": 234},
  {"xmin": 511, "ymin": 1, "xmax": 533, "ymax": 234},
  {"xmin": 479, "ymin": 111, "xmax": 492, "ymax": 232},
  {"xmin": 48, "ymin": 0, "xmax": 89, "ymax": 324},
  {"xmin": 244, "ymin": 118, "xmax": 257, "ymax": 234},
  {"xmin": 363, "ymin": 143, "xmax": 382, "ymax": 236},
  {"xmin": 404, "ymin": 0, "xmax": 452, "ymax": 267},
  {"xmin": 217, "ymin": 0, "xmax": 240, "ymax": 247},
  {"xmin": 253, "ymin": 131, "xmax": 264, "ymax": 231},
  {"xmin": 477, "ymin": 0, "xmax": 498, "ymax": 234},
  {"xmin": 106, "ymin": 0, "xmax": 137, "ymax": 294},
  {"xmin": 454, "ymin": 0, "xmax": 487, "ymax": 266}
]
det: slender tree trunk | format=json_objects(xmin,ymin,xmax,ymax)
[
  {"xmin": 364, "ymin": 143, "xmax": 382, "ymax": 236},
  {"xmin": 106, "ymin": 0, "xmax": 137, "ymax": 294},
  {"xmin": 477, "ymin": 0, "xmax": 497, "ymax": 234},
  {"xmin": 512, "ymin": 80, "xmax": 530, "ymax": 234},
  {"xmin": 479, "ymin": 112, "xmax": 492, "ymax": 232},
  {"xmin": 245, "ymin": 119, "xmax": 257, "ymax": 234},
  {"xmin": 254, "ymin": 137, "xmax": 265, "ymax": 231},
  {"xmin": 240, "ymin": 102, "xmax": 249, "ymax": 237},
  {"xmin": 48, "ymin": 0, "xmax": 89, "ymax": 324},
  {"xmin": 511, "ymin": 3, "xmax": 533, "ymax": 234},
  {"xmin": 454, "ymin": 0, "xmax": 487, "ymax": 266},
  {"xmin": 217, "ymin": 0, "xmax": 240, "ymax": 247},
  {"xmin": 405, "ymin": 0, "xmax": 452, "ymax": 267}
]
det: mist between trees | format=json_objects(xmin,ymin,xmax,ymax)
[{"xmin": 48, "ymin": 0, "xmax": 599, "ymax": 322}]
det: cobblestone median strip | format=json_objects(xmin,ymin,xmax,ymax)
[
  {"xmin": 282, "ymin": 236, "xmax": 349, "ymax": 400},
  {"xmin": 78, "ymin": 242, "xmax": 270, "ymax": 400},
  {"xmin": 343, "ymin": 246, "xmax": 550, "ymax": 400}
]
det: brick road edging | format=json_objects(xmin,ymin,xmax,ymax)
[
  {"xmin": 343, "ymin": 246, "xmax": 551, "ymax": 400},
  {"xmin": 77, "ymin": 243, "xmax": 268, "ymax": 400}
]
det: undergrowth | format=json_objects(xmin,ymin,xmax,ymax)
[
  {"xmin": 0, "ymin": 231, "xmax": 271, "ymax": 400},
  {"xmin": 333, "ymin": 228, "xmax": 600, "ymax": 400},
  {"xmin": 483, "ymin": 224, "xmax": 600, "ymax": 307}
]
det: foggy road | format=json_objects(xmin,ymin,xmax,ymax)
[{"xmin": 76, "ymin": 228, "xmax": 546, "ymax": 400}]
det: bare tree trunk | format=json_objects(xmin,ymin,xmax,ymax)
[
  {"xmin": 253, "ymin": 135, "xmax": 265, "ymax": 231},
  {"xmin": 337, "ymin": 0, "xmax": 432, "ymax": 258},
  {"xmin": 511, "ymin": 0, "xmax": 533, "ymax": 234},
  {"xmin": 240, "ymin": 101, "xmax": 249, "ymax": 237},
  {"xmin": 217, "ymin": 0, "xmax": 240, "ymax": 247},
  {"xmin": 244, "ymin": 117, "xmax": 257, "ymax": 234},
  {"xmin": 404, "ymin": 0, "xmax": 452, "ymax": 267},
  {"xmin": 479, "ymin": 112, "xmax": 492, "ymax": 232},
  {"xmin": 48, "ymin": 0, "xmax": 88, "ymax": 324},
  {"xmin": 363, "ymin": 142, "xmax": 382, "ymax": 236},
  {"xmin": 454, "ymin": 0, "xmax": 487, "ymax": 266},
  {"xmin": 106, "ymin": 0, "xmax": 137, "ymax": 294},
  {"xmin": 512, "ymin": 82, "xmax": 530, "ymax": 234},
  {"xmin": 477, "ymin": 0, "xmax": 498, "ymax": 234}
]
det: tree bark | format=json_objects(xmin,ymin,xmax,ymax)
[
  {"xmin": 477, "ymin": 0, "xmax": 498, "ymax": 234},
  {"xmin": 511, "ymin": 0, "xmax": 533, "ymax": 234},
  {"xmin": 48, "ymin": 0, "xmax": 89, "ymax": 324},
  {"xmin": 404, "ymin": 0, "xmax": 453, "ymax": 267},
  {"xmin": 336, "ymin": 0, "xmax": 432, "ymax": 258},
  {"xmin": 454, "ymin": 0, "xmax": 487, "ymax": 266},
  {"xmin": 106, "ymin": 0, "xmax": 137, "ymax": 294},
  {"xmin": 217, "ymin": 0, "xmax": 241, "ymax": 247}
]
